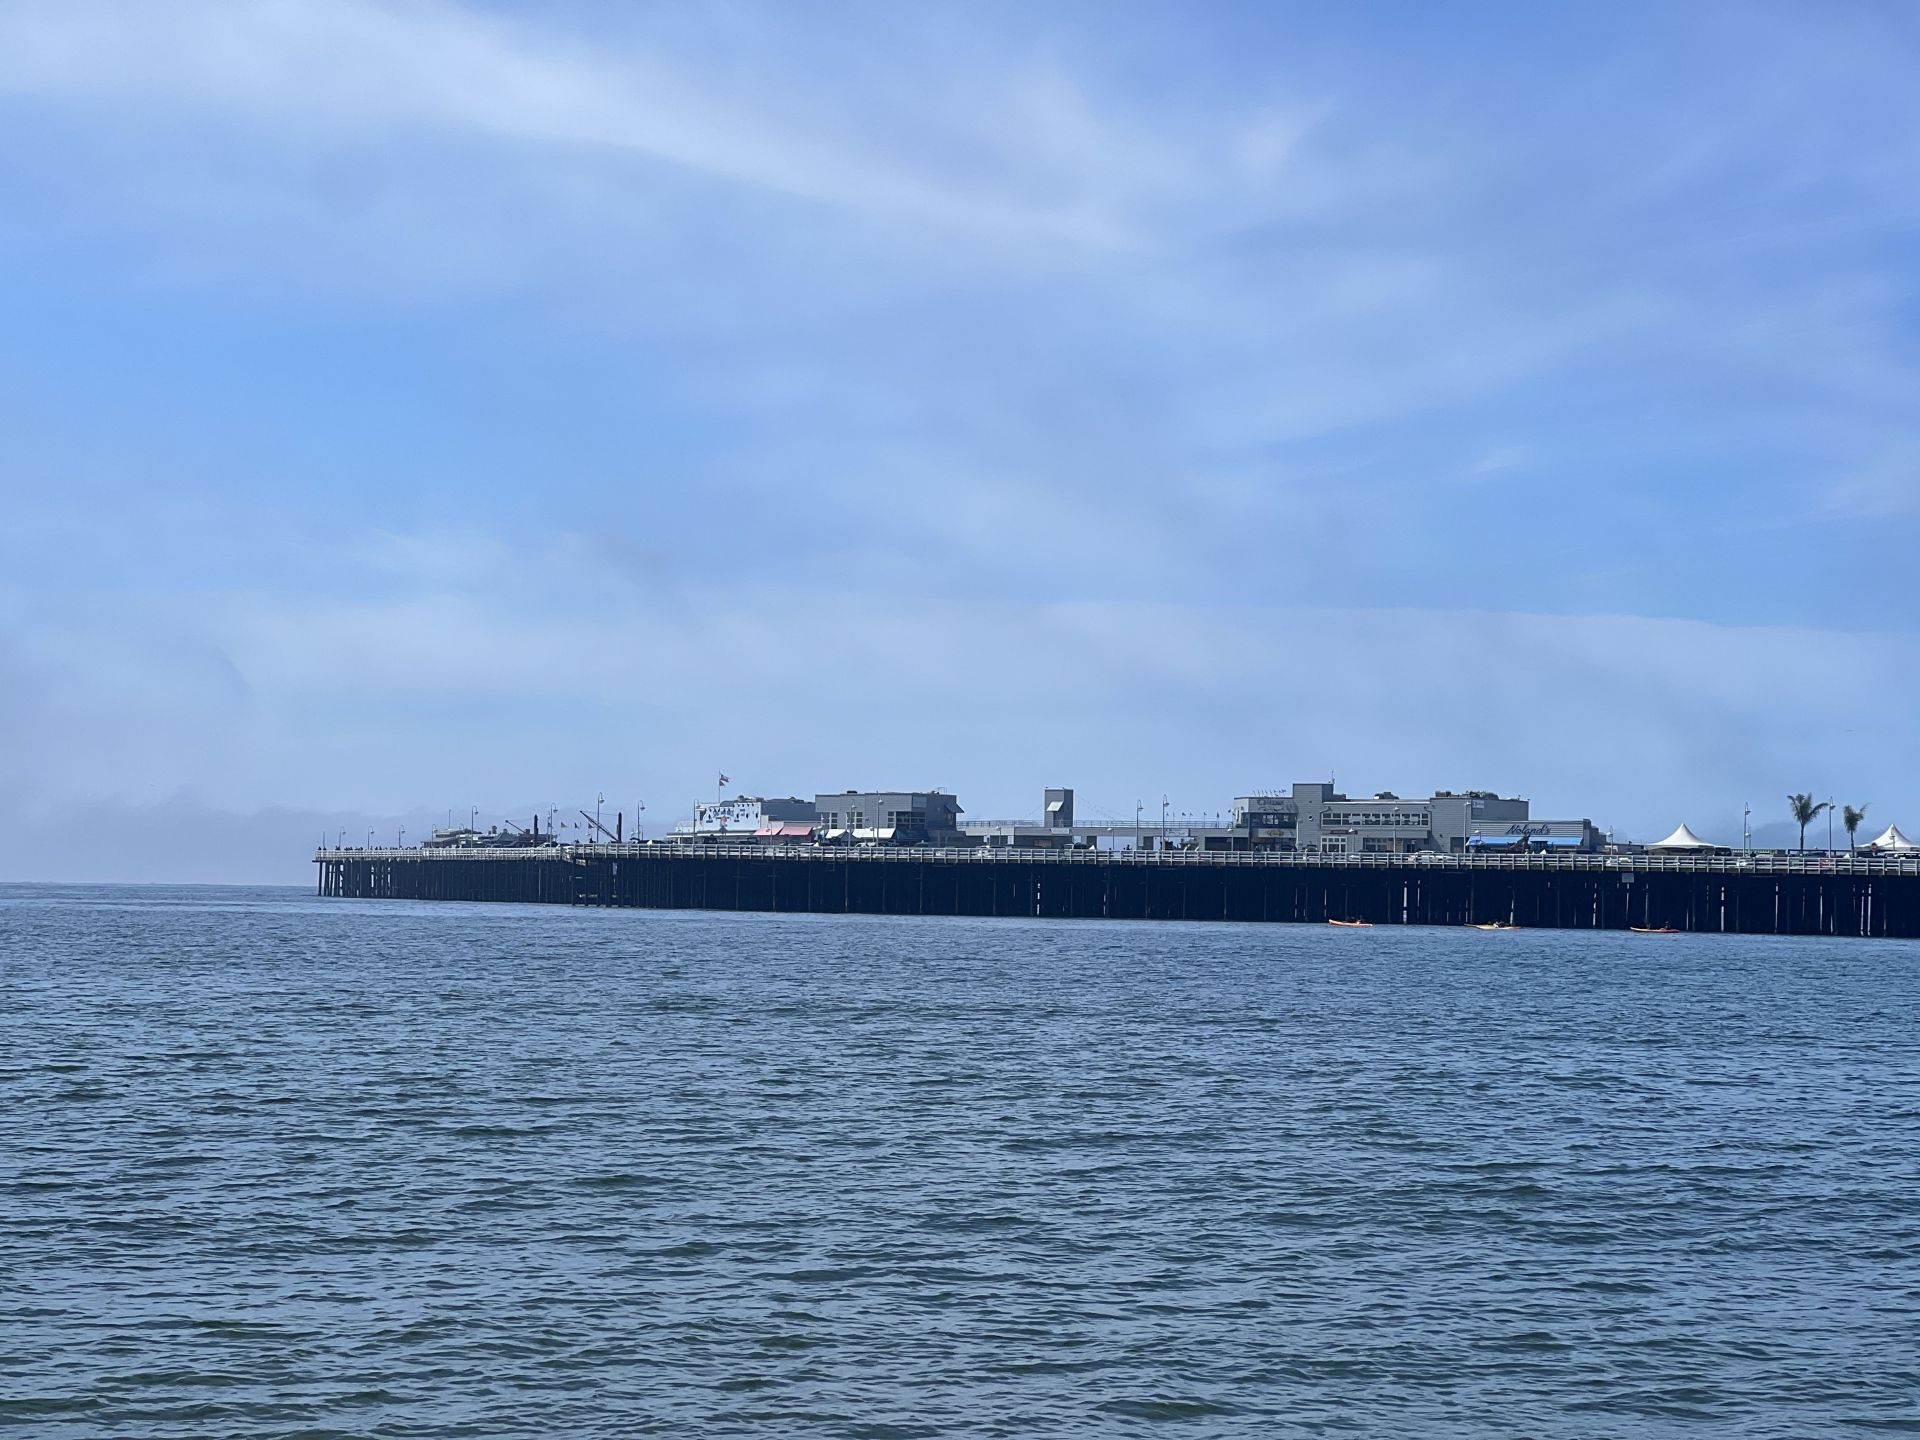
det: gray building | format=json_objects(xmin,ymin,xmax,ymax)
[
  {"xmin": 816, "ymin": 790, "xmax": 965, "ymax": 845},
  {"xmin": 1230, "ymin": 782, "xmax": 1597, "ymax": 854}
]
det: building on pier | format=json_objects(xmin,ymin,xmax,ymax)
[
  {"xmin": 674, "ymin": 796, "xmax": 818, "ymax": 843},
  {"xmin": 1229, "ymin": 782, "xmax": 1600, "ymax": 854},
  {"xmin": 815, "ymin": 790, "xmax": 966, "ymax": 845},
  {"xmin": 963, "ymin": 789, "xmax": 1080, "ymax": 849}
]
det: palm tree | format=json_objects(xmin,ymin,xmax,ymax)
[
  {"xmin": 1843, "ymin": 803, "xmax": 1869, "ymax": 852},
  {"xmin": 1789, "ymin": 793, "xmax": 1831, "ymax": 852}
]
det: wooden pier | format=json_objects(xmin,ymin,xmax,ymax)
[{"xmin": 316, "ymin": 845, "xmax": 1920, "ymax": 938}]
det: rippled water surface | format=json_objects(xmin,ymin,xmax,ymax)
[{"xmin": 4, "ymin": 884, "xmax": 1919, "ymax": 1437}]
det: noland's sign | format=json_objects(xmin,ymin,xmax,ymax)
[{"xmin": 1505, "ymin": 823, "xmax": 1555, "ymax": 836}]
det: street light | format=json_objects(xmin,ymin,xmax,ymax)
[
  {"xmin": 397, "ymin": 826, "xmax": 406, "ymax": 848},
  {"xmin": 470, "ymin": 806, "xmax": 479, "ymax": 831},
  {"xmin": 367, "ymin": 828, "xmax": 375, "ymax": 849}
]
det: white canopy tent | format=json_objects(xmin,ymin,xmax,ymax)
[
  {"xmin": 1649, "ymin": 823, "xmax": 1715, "ymax": 851},
  {"xmin": 1865, "ymin": 823, "xmax": 1919, "ymax": 851}
]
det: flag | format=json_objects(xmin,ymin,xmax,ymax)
[{"xmin": 718, "ymin": 773, "xmax": 731, "ymax": 787}]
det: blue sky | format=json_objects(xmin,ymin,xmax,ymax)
[{"xmin": 2, "ymin": 1, "xmax": 1917, "ymax": 880}]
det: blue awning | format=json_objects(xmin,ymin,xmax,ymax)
[{"xmin": 1468, "ymin": 833, "xmax": 1584, "ymax": 847}]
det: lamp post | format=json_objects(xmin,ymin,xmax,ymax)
[
  {"xmin": 470, "ymin": 806, "xmax": 479, "ymax": 832},
  {"xmin": 1827, "ymin": 797, "xmax": 1835, "ymax": 852},
  {"xmin": 367, "ymin": 828, "xmax": 375, "ymax": 849},
  {"xmin": 1135, "ymin": 801, "xmax": 1143, "ymax": 851},
  {"xmin": 397, "ymin": 826, "xmax": 405, "ymax": 848}
]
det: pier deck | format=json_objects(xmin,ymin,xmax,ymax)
[{"xmin": 316, "ymin": 845, "xmax": 1920, "ymax": 938}]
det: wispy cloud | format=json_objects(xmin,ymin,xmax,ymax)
[
  {"xmin": 1829, "ymin": 439, "xmax": 1920, "ymax": 518},
  {"xmin": 0, "ymin": 0, "xmax": 1301, "ymax": 254},
  {"xmin": 1463, "ymin": 445, "xmax": 1532, "ymax": 479}
]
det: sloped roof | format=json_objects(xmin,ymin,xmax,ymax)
[
  {"xmin": 1650, "ymin": 823, "xmax": 1714, "ymax": 850},
  {"xmin": 1867, "ymin": 823, "xmax": 1918, "ymax": 851}
]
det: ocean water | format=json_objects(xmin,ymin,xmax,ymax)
[{"xmin": 3, "ymin": 885, "xmax": 1918, "ymax": 1438}]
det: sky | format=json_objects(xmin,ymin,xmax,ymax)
[{"xmin": 1, "ymin": 0, "xmax": 1917, "ymax": 882}]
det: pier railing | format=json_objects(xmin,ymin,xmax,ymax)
[{"xmin": 315, "ymin": 844, "xmax": 1920, "ymax": 878}]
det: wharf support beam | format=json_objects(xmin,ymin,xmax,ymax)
[{"xmin": 315, "ymin": 848, "xmax": 1920, "ymax": 939}]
